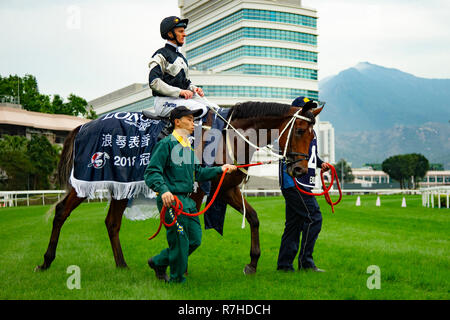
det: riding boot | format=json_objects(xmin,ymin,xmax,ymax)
[{"xmin": 157, "ymin": 120, "xmax": 173, "ymax": 141}]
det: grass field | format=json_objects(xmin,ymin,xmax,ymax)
[{"xmin": 0, "ymin": 194, "xmax": 448, "ymax": 300}]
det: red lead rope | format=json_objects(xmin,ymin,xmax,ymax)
[
  {"xmin": 292, "ymin": 164, "xmax": 342, "ymax": 213},
  {"xmin": 148, "ymin": 162, "xmax": 342, "ymax": 240},
  {"xmin": 148, "ymin": 162, "xmax": 263, "ymax": 240}
]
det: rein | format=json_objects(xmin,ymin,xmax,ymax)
[{"xmin": 292, "ymin": 164, "xmax": 342, "ymax": 213}]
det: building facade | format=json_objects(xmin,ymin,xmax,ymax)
[
  {"xmin": 180, "ymin": 0, "xmax": 319, "ymax": 106},
  {"xmin": 89, "ymin": 0, "xmax": 335, "ymax": 180},
  {"xmin": 317, "ymin": 121, "xmax": 335, "ymax": 164},
  {"xmin": 352, "ymin": 167, "xmax": 450, "ymax": 188},
  {"xmin": 88, "ymin": 83, "xmax": 153, "ymax": 116},
  {"xmin": 0, "ymin": 104, "xmax": 90, "ymax": 145}
]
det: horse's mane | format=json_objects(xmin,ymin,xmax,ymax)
[
  {"xmin": 229, "ymin": 101, "xmax": 292, "ymax": 120},
  {"xmin": 228, "ymin": 101, "xmax": 316, "ymax": 124}
]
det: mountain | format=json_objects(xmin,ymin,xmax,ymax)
[
  {"xmin": 337, "ymin": 122, "xmax": 450, "ymax": 168},
  {"xmin": 319, "ymin": 62, "xmax": 450, "ymax": 132},
  {"xmin": 319, "ymin": 62, "xmax": 450, "ymax": 168}
]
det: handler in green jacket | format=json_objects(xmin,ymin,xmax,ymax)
[{"xmin": 144, "ymin": 106, "xmax": 237, "ymax": 283}]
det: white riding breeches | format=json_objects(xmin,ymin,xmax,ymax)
[{"xmin": 153, "ymin": 95, "xmax": 218, "ymax": 119}]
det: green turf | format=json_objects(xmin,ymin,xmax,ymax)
[{"xmin": 0, "ymin": 194, "xmax": 448, "ymax": 300}]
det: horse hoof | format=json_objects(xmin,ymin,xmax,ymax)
[
  {"xmin": 34, "ymin": 265, "xmax": 46, "ymax": 272},
  {"xmin": 243, "ymin": 264, "xmax": 256, "ymax": 275}
]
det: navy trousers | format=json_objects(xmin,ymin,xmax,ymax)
[{"xmin": 277, "ymin": 187, "xmax": 323, "ymax": 270}]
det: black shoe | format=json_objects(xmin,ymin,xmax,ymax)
[
  {"xmin": 277, "ymin": 266, "xmax": 295, "ymax": 272},
  {"xmin": 300, "ymin": 266, "xmax": 326, "ymax": 272},
  {"xmin": 148, "ymin": 258, "xmax": 169, "ymax": 282}
]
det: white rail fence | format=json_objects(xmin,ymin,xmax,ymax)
[
  {"xmin": 420, "ymin": 186, "xmax": 450, "ymax": 209},
  {"xmin": 0, "ymin": 190, "xmax": 109, "ymax": 208},
  {"xmin": 1, "ymin": 187, "xmax": 448, "ymax": 208}
]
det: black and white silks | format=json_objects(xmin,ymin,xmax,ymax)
[
  {"xmin": 148, "ymin": 43, "xmax": 198, "ymax": 98},
  {"xmin": 147, "ymin": 42, "xmax": 217, "ymax": 118}
]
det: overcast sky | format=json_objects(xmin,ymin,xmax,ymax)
[{"xmin": 1, "ymin": 0, "xmax": 449, "ymax": 102}]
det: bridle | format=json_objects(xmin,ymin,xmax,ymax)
[
  {"xmin": 199, "ymin": 97, "xmax": 324, "ymax": 228},
  {"xmin": 201, "ymin": 96, "xmax": 314, "ymax": 166},
  {"xmin": 278, "ymin": 108, "xmax": 313, "ymax": 167}
]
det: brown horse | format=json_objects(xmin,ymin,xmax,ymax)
[{"xmin": 35, "ymin": 101, "xmax": 323, "ymax": 274}]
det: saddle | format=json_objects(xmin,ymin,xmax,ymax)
[
  {"xmin": 141, "ymin": 108, "xmax": 171, "ymax": 140},
  {"xmin": 142, "ymin": 108, "xmax": 166, "ymax": 121}
]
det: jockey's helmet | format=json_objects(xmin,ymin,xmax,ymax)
[{"xmin": 160, "ymin": 16, "xmax": 189, "ymax": 40}]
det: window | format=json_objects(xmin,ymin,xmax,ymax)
[
  {"xmin": 223, "ymin": 64, "xmax": 318, "ymax": 80},
  {"xmin": 186, "ymin": 27, "xmax": 317, "ymax": 60},
  {"xmin": 187, "ymin": 9, "xmax": 317, "ymax": 44},
  {"xmin": 198, "ymin": 85, "xmax": 318, "ymax": 100}
]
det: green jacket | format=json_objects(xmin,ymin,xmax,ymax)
[{"xmin": 144, "ymin": 133, "xmax": 222, "ymax": 208}]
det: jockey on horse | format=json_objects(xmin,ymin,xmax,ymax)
[{"xmin": 144, "ymin": 16, "xmax": 220, "ymax": 135}]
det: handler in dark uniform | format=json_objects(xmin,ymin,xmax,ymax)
[
  {"xmin": 144, "ymin": 106, "xmax": 237, "ymax": 283},
  {"xmin": 277, "ymin": 96, "xmax": 331, "ymax": 272}
]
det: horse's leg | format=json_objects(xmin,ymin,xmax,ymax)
[
  {"xmin": 35, "ymin": 188, "xmax": 85, "ymax": 271},
  {"xmin": 191, "ymin": 189, "xmax": 206, "ymax": 211},
  {"xmin": 105, "ymin": 199, "xmax": 129, "ymax": 268},
  {"xmin": 223, "ymin": 186, "xmax": 261, "ymax": 274}
]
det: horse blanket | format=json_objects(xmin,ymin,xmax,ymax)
[
  {"xmin": 69, "ymin": 109, "xmax": 230, "ymax": 226},
  {"xmin": 70, "ymin": 112, "xmax": 165, "ymax": 201}
]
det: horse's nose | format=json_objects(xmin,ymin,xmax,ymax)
[{"xmin": 293, "ymin": 166, "xmax": 308, "ymax": 178}]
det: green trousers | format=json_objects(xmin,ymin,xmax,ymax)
[{"xmin": 152, "ymin": 195, "xmax": 202, "ymax": 283}]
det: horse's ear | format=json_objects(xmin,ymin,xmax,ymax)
[
  {"xmin": 312, "ymin": 106, "xmax": 324, "ymax": 117},
  {"xmin": 300, "ymin": 101, "xmax": 316, "ymax": 115}
]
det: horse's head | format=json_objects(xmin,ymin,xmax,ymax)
[{"xmin": 279, "ymin": 103, "xmax": 323, "ymax": 178}]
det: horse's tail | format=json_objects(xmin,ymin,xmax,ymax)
[{"xmin": 58, "ymin": 125, "xmax": 81, "ymax": 191}]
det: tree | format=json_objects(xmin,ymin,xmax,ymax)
[
  {"xmin": 334, "ymin": 158, "xmax": 354, "ymax": 184},
  {"xmin": 382, "ymin": 155, "xmax": 406, "ymax": 188},
  {"xmin": 430, "ymin": 163, "xmax": 444, "ymax": 171},
  {"xmin": 85, "ymin": 104, "xmax": 98, "ymax": 120},
  {"xmin": 382, "ymin": 153, "xmax": 429, "ymax": 189},
  {"xmin": 27, "ymin": 135, "xmax": 58, "ymax": 190},
  {"xmin": 0, "ymin": 134, "xmax": 58, "ymax": 190},
  {"xmin": 0, "ymin": 74, "xmax": 96, "ymax": 118},
  {"xmin": 408, "ymin": 153, "xmax": 429, "ymax": 189},
  {"xmin": 0, "ymin": 135, "xmax": 33, "ymax": 190}
]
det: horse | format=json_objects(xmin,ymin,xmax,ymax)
[{"xmin": 35, "ymin": 101, "xmax": 323, "ymax": 274}]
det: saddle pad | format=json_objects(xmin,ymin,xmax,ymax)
[{"xmin": 70, "ymin": 112, "xmax": 165, "ymax": 200}]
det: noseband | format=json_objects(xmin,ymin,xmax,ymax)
[
  {"xmin": 286, "ymin": 151, "xmax": 309, "ymax": 166},
  {"xmin": 280, "ymin": 109, "xmax": 313, "ymax": 167}
]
